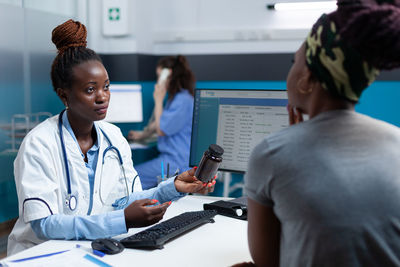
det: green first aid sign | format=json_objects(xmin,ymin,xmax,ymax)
[
  {"xmin": 103, "ymin": 0, "xmax": 128, "ymax": 36},
  {"xmin": 108, "ymin": 8, "xmax": 120, "ymax": 21}
]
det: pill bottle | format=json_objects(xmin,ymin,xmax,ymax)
[{"xmin": 195, "ymin": 144, "xmax": 224, "ymax": 183}]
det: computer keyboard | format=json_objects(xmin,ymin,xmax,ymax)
[{"xmin": 120, "ymin": 210, "xmax": 217, "ymax": 249}]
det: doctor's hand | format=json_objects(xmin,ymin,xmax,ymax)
[
  {"xmin": 124, "ymin": 199, "xmax": 171, "ymax": 228},
  {"xmin": 174, "ymin": 167, "xmax": 216, "ymax": 194}
]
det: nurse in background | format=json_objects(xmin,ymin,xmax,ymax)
[
  {"xmin": 7, "ymin": 20, "xmax": 214, "ymax": 256},
  {"xmin": 128, "ymin": 56, "xmax": 195, "ymax": 189}
]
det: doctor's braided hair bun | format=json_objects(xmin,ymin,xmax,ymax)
[{"xmin": 51, "ymin": 19, "xmax": 102, "ymax": 91}]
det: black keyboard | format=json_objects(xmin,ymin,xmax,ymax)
[{"xmin": 120, "ymin": 210, "xmax": 217, "ymax": 249}]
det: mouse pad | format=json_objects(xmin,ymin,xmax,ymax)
[{"xmin": 203, "ymin": 196, "xmax": 247, "ymax": 221}]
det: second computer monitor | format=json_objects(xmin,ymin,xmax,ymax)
[
  {"xmin": 190, "ymin": 89, "xmax": 289, "ymax": 173},
  {"xmin": 104, "ymin": 84, "xmax": 143, "ymax": 123}
]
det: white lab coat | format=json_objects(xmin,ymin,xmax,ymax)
[{"xmin": 7, "ymin": 114, "xmax": 142, "ymax": 255}]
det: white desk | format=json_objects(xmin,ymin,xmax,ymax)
[{"xmin": 3, "ymin": 196, "xmax": 251, "ymax": 267}]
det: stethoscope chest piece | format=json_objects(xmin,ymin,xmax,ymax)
[{"xmin": 65, "ymin": 194, "xmax": 77, "ymax": 211}]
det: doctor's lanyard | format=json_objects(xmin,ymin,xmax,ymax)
[{"xmin": 58, "ymin": 109, "xmax": 130, "ymax": 211}]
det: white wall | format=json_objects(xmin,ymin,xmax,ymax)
[{"xmin": 87, "ymin": 0, "xmax": 335, "ymax": 55}]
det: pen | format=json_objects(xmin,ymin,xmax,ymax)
[
  {"xmin": 161, "ymin": 160, "xmax": 165, "ymax": 181},
  {"xmin": 167, "ymin": 163, "xmax": 170, "ymax": 178},
  {"xmin": 10, "ymin": 250, "xmax": 69, "ymax": 263},
  {"xmin": 76, "ymin": 244, "xmax": 105, "ymax": 258},
  {"xmin": 92, "ymin": 249, "xmax": 105, "ymax": 257}
]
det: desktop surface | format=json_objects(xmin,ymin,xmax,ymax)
[
  {"xmin": 190, "ymin": 89, "xmax": 288, "ymax": 173},
  {"xmin": 3, "ymin": 196, "xmax": 251, "ymax": 267}
]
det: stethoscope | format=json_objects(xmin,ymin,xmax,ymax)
[{"xmin": 58, "ymin": 109, "xmax": 132, "ymax": 211}]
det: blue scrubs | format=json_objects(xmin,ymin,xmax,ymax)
[{"xmin": 135, "ymin": 89, "xmax": 194, "ymax": 189}]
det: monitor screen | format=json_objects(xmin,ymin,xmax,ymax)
[
  {"xmin": 189, "ymin": 89, "xmax": 289, "ymax": 173},
  {"xmin": 105, "ymin": 84, "xmax": 143, "ymax": 123}
]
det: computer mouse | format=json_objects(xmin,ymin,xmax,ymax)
[{"xmin": 91, "ymin": 238, "xmax": 125, "ymax": 255}]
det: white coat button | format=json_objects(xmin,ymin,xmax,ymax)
[{"xmin": 95, "ymin": 190, "xmax": 98, "ymax": 194}]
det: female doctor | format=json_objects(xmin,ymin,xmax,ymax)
[{"xmin": 7, "ymin": 19, "xmax": 215, "ymax": 256}]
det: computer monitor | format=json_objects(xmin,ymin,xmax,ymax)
[
  {"xmin": 105, "ymin": 84, "xmax": 143, "ymax": 123},
  {"xmin": 189, "ymin": 89, "xmax": 289, "ymax": 173}
]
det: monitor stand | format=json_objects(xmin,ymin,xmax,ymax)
[{"xmin": 222, "ymin": 172, "xmax": 244, "ymax": 197}]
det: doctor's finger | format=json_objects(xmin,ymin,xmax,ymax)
[
  {"xmin": 191, "ymin": 182, "xmax": 208, "ymax": 193},
  {"xmin": 147, "ymin": 201, "xmax": 170, "ymax": 215},
  {"xmin": 196, "ymin": 187, "xmax": 208, "ymax": 195},
  {"xmin": 187, "ymin": 167, "xmax": 196, "ymax": 177},
  {"xmin": 177, "ymin": 171, "xmax": 195, "ymax": 182},
  {"xmin": 147, "ymin": 212, "xmax": 166, "ymax": 225},
  {"xmin": 134, "ymin": 198, "xmax": 157, "ymax": 207},
  {"xmin": 208, "ymin": 183, "xmax": 215, "ymax": 193},
  {"xmin": 197, "ymin": 181, "xmax": 215, "ymax": 194},
  {"xmin": 192, "ymin": 180, "xmax": 205, "ymax": 189},
  {"xmin": 159, "ymin": 201, "xmax": 171, "ymax": 211}
]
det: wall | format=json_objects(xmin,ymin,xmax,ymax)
[
  {"xmin": 88, "ymin": 0, "xmax": 336, "ymax": 55},
  {"xmin": 0, "ymin": 1, "xmax": 79, "ymax": 152},
  {"xmin": 0, "ymin": 0, "xmax": 79, "ymax": 224},
  {"xmin": 0, "ymin": 4, "xmax": 24, "ymax": 152}
]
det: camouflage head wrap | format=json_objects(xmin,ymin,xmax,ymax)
[{"xmin": 305, "ymin": 14, "xmax": 380, "ymax": 101}]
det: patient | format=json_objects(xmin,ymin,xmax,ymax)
[{"xmin": 235, "ymin": 0, "xmax": 400, "ymax": 266}]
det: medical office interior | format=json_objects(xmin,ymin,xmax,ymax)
[{"xmin": 0, "ymin": 0, "xmax": 399, "ymax": 260}]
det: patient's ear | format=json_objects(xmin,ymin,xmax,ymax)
[{"xmin": 297, "ymin": 68, "xmax": 315, "ymax": 95}]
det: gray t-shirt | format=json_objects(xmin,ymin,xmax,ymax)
[{"xmin": 245, "ymin": 110, "xmax": 400, "ymax": 267}]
